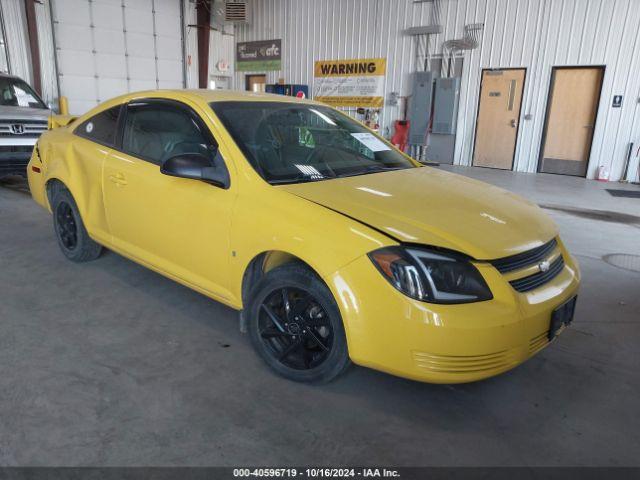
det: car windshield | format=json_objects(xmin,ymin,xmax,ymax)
[
  {"xmin": 0, "ymin": 77, "xmax": 47, "ymax": 109},
  {"xmin": 210, "ymin": 101, "xmax": 417, "ymax": 184}
]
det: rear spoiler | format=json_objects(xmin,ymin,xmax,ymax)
[{"xmin": 48, "ymin": 114, "xmax": 77, "ymax": 130}]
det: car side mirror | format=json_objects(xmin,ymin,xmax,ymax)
[{"xmin": 161, "ymin": 152, "xmax": 230, "ymax": 189}]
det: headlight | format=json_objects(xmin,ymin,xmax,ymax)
[{"xmin": 368, "ymin": 246, "xmax": 493, "ymax": 304}]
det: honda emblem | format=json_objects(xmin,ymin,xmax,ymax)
[{"xmin": 10, "ymin": 124, "xmax": 25, "ymax": 135}]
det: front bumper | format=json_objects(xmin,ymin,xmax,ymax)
[
  {"xmin": 329, "ymin": 239, "xmax": 581, "ymax": 383},
  {"xmin": 0, "ymin": 138, "xmax": 37, "ymax": 177}
]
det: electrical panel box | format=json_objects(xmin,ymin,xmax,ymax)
[
  {"xmin": 427, "ymin": 135, "xmax": 456, "ymax": 164},
  {"xmin": 432, "ymin": 77, "xmax": 461, "ymax": 135},
  {"xmin": 408, "ymin": 71, "xmax": 433, "ymax": 145}
]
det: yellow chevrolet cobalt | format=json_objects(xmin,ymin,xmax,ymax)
[{"xmin": 27, "ymin": 90, "xmax": 580, "ymax": 384}]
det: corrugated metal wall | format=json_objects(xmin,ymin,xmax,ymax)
[
  {"xmin": 0, "ymin": 7, "xmax": 11, "ymax": 73},
  {"xmin": 34, "ymin": 0, "xmax": 58, "ymax": 106},
  {"xmin": 208, "ymin": 25, "xmax": 235, "ymax": 88},
  {"xmin": 235, "ymin": 0, "xmax": 640, "ymax": 181},
  {"xmin": 0, "ymin": 0, "xmax": 33, "ymax": 84}
]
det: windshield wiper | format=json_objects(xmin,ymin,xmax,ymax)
[
  {"xmin": 270, "ymin": 166, "xmax": 408, "ymax": 184},
  {"xmin": 269, "ymin": 176, "xmax": 329, "ymax": 185},
  {"xmin": 337, "ymin": 166, "xmax": 407, "ymax": 178}
]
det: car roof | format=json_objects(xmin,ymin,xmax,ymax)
[
  {"xmin": 107, "ymin": 88, "xmax": 320, "ymax": 106},
  {"xmin": 72, "ymin": 89, "xmax": 324, "ymax": 124},
  {"xmin": 186, "ymin": 89, "xmax": 317, "ymax": 103}
]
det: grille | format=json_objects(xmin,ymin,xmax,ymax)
[
  {"xmin": 0, "ymin": 160, "xmax": 30, "ymax": 173},
  {"xmin": 0, "ymin": 120, "xmax": 48, "ymax": 138},
  {"xmin": 490, "ymin": 238, "xmax": 558, "ymax": 273},
  {"xmin": 0, "ymin": 145, "xmax": 33, "ymax": 153},
  {"xmin": 528, "ymin": 332, "xmax": 549, "ymax": 355},
  {"xmin": 0, "ymin": 119, "xmax": 47, "ymax": 124},
  {"xmin": 0, "ymin": 162, "xmax": 29, "ymax": 170},
  {"xmin": 509, "ymin": 255, "xmax": 565, "ymax": 293},
  {"xmin": 412, "ymin": 349, "xmax": 518, "ymax": 374},
  {"xmin": 0, "ymin": 145, "xmax": 33, "ymax": 168}
]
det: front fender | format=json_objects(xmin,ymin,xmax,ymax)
[{"xmin": 229, "ymin": 186, "xmax": 394, "ymax": 308}]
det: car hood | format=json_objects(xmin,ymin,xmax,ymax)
[
  {"xmin": 278, "ymin": 167, "xmax": 558, "ymax": 260},
  {"xmin": 0, "ymin": 105, "xmax": 51, "ymax": 122}
]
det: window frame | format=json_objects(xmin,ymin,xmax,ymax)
[
  {"xmin": 117, "ymin": 98, "xmax": 219, "ymax": 166},
  {"xmin": 74, "ymin": 104, "xmax": 124, "ymax": 149}
]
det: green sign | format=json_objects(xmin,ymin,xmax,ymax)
[{"xmin": 236, "ymin": 59, "xmax": 282, "ymax": 72}]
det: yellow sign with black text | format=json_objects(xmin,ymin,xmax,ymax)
[{"xmin": 314, "ymin": 58, "xmax": 386, "ymax": 107}]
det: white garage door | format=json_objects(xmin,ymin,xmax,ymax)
[{"xmin": 52, "ymin": 0, "xmax": 184, "ymax": 115}]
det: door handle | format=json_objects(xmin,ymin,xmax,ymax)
[
  {"xmin": 510, "ymin": 119, "xmax": 517, "ymax": 128},
  {"xmin": 109, "ymin": 173, "xmax": 127, "ymax": 186}
]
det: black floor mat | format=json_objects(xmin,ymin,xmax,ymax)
[{"xmin": 606, "ymin": 189, "xmax": 640, "ymax": 198}]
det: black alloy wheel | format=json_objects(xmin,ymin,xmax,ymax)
[
  {"xmin": 55, "ymin": 201, "xmax": 78, "ymax": 251},
  {"xmin": 258, "ymin": 286, "xmax": 334, "ymax": 370},
  {"xmin": 248, "ymin": 263, "xmax": 350, "ymax": 383},
  {"xmin": 51, "ymin": 186, "xmax": 103, "ymax": 262}
]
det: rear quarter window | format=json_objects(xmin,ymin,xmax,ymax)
[{"xmin": 75, "ymin": 105, "xmax": 122, "ymax": 147}]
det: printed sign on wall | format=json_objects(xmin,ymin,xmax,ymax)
[
  {"xmin": 236, "ymin": 39, "xmax": 282, "ymax": 71},
  {"xmin": 314, "ymin": 58, "xmax": 386, "ymax": 107}
]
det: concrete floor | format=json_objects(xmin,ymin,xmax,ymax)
[{"xmin": 0, "ymin": 167, "xmax": 639, "ymax": 467}]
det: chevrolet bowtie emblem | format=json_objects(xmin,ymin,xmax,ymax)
[{"xmin": 538, "ymin": 260, "xmax": 551, "ymax": 273}]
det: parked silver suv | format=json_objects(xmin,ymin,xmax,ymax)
[{"xmin": 0, "ymin": 73, "xmax": 50, "ymax": 178}]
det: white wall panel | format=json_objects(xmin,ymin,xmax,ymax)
[
  {"xmin": 34, "ymin": 0, "xmax": 59, "ymax": 106},
  {"xmin": 97, "ymin": 77, "xmax": 128, "ymax": 102},
  {"xmin": 208, "ymin": 27, "xmax": 235, "ymax": 88},
  {"xmin": 236, "ymin": 0, "xmax": 640, "ymax": 181},
  {"xmin": 157, "ymin": 58, "xmax": 183, "ymax": 83},
  {"xmin": 207, "ymin": 0, "xmax": 235, "ymax": 91},
  {"xmin": 157, "ymin": 33, "xmax": 182, "ymax": 58},
  {"xmin": 51, "ymin": 0, "xmax": 185, "ymax": 114}
]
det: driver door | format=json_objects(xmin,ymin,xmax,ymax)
[{"xmin": 103, "ymin": 98, "xmax": 235, "ymax": 302}]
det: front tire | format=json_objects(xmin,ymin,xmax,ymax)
[
  {"xmin": 51, "ymin": 188, "xmax": 103, "ymax": 262},
  {"xmin": 248, "ymin": 263, "xmax": 351, "ymax": 383}
]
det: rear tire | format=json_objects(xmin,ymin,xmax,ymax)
[
  {"xmin": 51, "ymin": 188, "xmax": 103, "ymax": 262},
  {"xmin": 247, "ymin": 263, "xmax": 351, "ymax": 383}
]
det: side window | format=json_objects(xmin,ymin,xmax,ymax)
[
  {"xmin": 122, "ymin": 101, "xmax": 214, "ymax": 165},
  {"xmin": 76, "ymin": 105, "xmax": 121, "ymax": 146}
]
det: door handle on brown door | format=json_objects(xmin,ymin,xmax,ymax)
[
  {"xmin": 109, "ymin": 173, "xmax": 127, "ymax": 186},
  {"xmin": 510, "ymin": 119, "xmax": 517, "ymax": 128}
]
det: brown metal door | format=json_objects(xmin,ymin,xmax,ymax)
[
  {"xmin": 540, "ymin": 67, "xmax": 603, "ymax": 176},
  {"xmin": 473, "ymin": 69, "xmax": 525, "ymax": 169},
  {"xmin": 245, "ymin": 74, "xmax": 266, "ymax": 92}
]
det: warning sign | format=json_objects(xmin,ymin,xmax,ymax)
[{"xmin": 314, "ymin": 58, "xmax": 386, "ymax": 107}]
